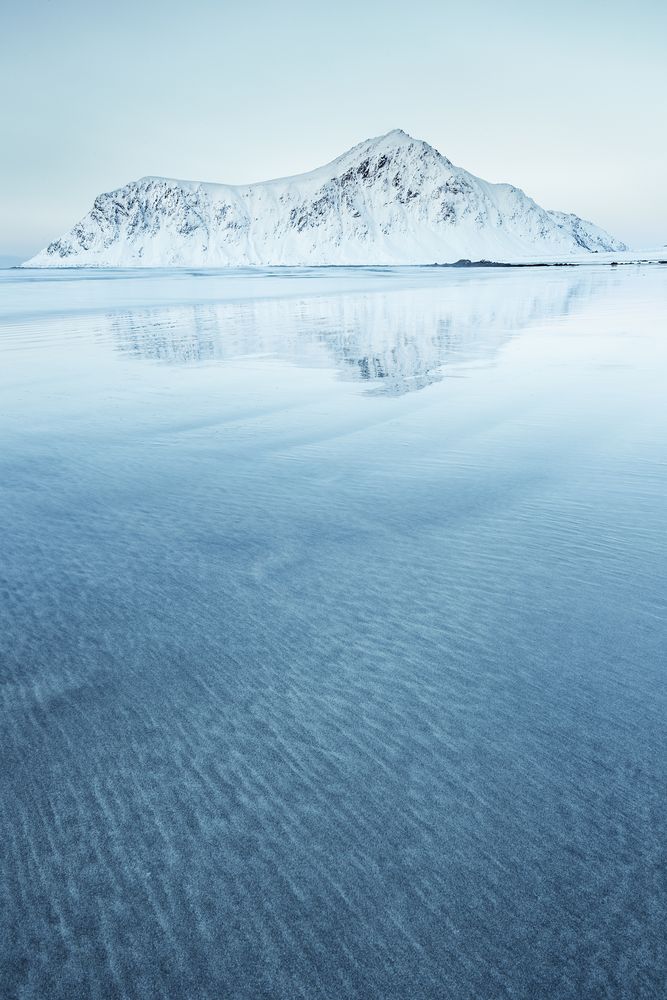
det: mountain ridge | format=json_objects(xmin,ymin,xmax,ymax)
[{"xmin": 25, "ymin": 130, "xmax": 627, "ymax": 267}]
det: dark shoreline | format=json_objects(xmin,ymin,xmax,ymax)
[{"xmin": 9, "ymin": 258, "xmax": 667, "ymax": 271}]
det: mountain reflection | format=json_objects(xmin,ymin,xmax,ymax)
[{"xmin": 110, "ymin": 270, "xmax": 601, "ymax": 395}]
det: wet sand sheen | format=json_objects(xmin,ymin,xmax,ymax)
[{"xmin": 1, "ymin": 266, "xmax": 666, "ymax": 998}]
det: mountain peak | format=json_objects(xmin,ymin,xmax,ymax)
[
  {"xmin": 364, "ymin": 128, "xmax": 422, "ymax": 149},
  {"xmin": 357, "ymin": 128, "xmax": 450, "ymax": 165},
  {"xmin": 328, "ymin": 128, "xmax": 449, "ymax": 175},
  {"xmin": 378, "ymin": 128, "xmax": 412, "ymax": 141}
]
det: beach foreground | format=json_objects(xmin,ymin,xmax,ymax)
[{"xmin": 1, "ymin": 265, "xmax": 665, "ymax": 998}]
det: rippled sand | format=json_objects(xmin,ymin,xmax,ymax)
[{"xmin": 1, "ymin": 266, "xmax": 666, "ymax": 998}]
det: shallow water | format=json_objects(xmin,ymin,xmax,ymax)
[{"xmin": 1, "ymin": 265, "xmax": 666, "ymax": 999}]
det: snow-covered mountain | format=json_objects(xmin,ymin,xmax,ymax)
[{"xmin": 25, "ymin": 130, "xmax": 626, "ymax": 267}]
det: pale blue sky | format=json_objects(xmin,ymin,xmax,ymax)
[{"xmin": 2, "ymin": 0, "xmax": 665, "ymax": 258}]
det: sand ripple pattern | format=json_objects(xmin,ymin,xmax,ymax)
[{"xmin": 1, "ymin": 266, "xmax": 666, "ymax": 998}]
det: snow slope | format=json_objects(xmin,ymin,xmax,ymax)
[{"xmin": 25, "ymin": 130, "xmax": 626, "ymax": 267}]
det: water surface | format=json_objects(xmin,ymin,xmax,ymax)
[{"xmin": 1, "ymin": 266, "xmax": 666, "ymax": 998}]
